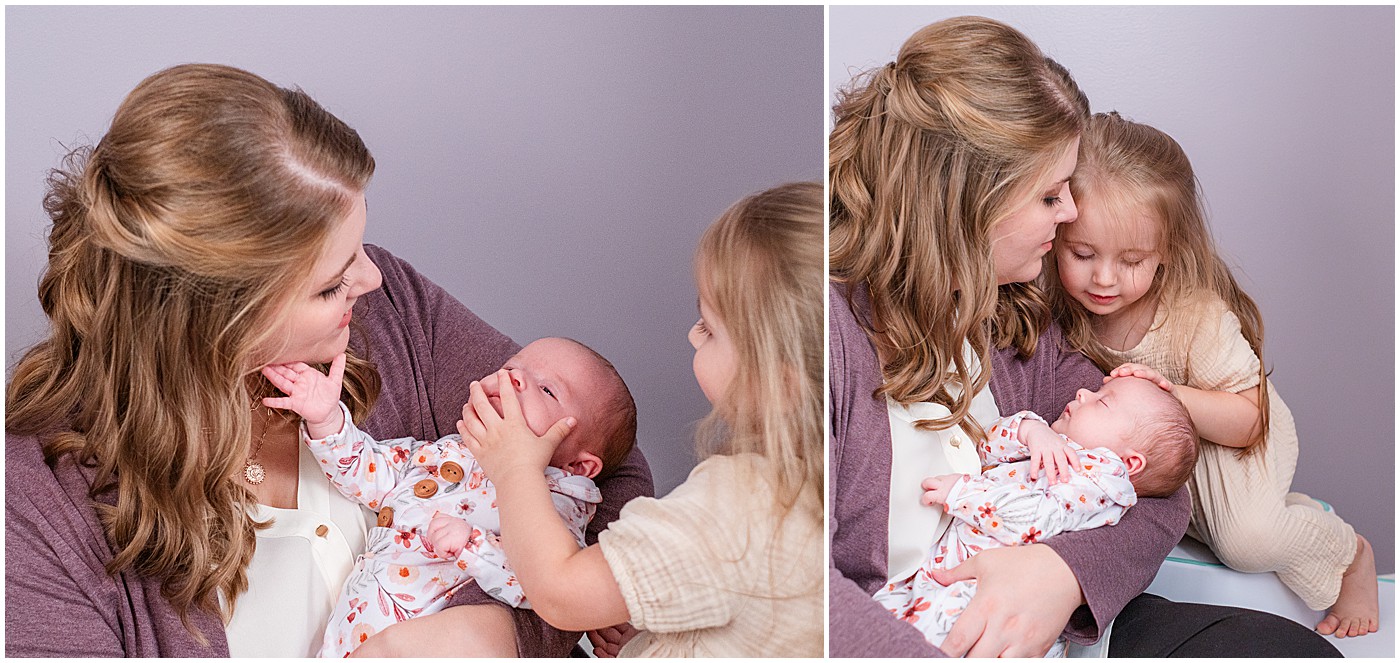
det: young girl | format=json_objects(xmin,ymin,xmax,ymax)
[
  {"xmin": 454, "ymin": 182, "xmax": 824, "ymax": 656},
  {"xmin": 1046, "ymin": 111, "xmax": 1379, "ymax": 639}
]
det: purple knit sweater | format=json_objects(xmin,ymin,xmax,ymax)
[
  {"xmin": 829, "ymin": 282, "xmax": 1190, "ymax": 657},
  {"xmin": 4, "ymin": 245, "xmax": 655, "ymax": 657}
]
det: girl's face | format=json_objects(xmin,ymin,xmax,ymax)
[
  {"xmin": 1054, "ymin": 194, "xmax": 1162, "ymax": 318},
  {"xmin": 262, "ymin": 193, "xmax": 383, "ymax": 365},
  {"xmin": 991, "ymin": 137, "xmax": 1081, "ymax": 285},
  {"xmin": 688, "ymin": 294, "xmax": 737, "ymax": 406}
]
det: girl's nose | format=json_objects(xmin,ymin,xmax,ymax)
[{"xmin": 1092, "ymin": 262, "xmax": 1115, "ymax": 286}]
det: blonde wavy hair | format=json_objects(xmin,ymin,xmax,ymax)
[
  {"xmin": 1046, "ymin": 111, "xmax": 1270, "ymax": 456},
  {"xmin": 830, "ymin": 16, "xmax": 1089, "ymax": 442},
  {"xmin": 6, "ymin": 63, "xmax": 382, "ymax": 635},
  {"xmin": 694, "ymin": 182, "xmax": 824, "ymax": 520}
]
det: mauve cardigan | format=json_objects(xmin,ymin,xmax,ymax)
[
  {"xmin": 4, "ymin": 245, "xmax": 655, "ymax": 657},
  {"xmin": 828, "ymin": 282, "xmax": 1190, "ymax": 657}
]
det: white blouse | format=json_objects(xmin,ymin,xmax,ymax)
[
  {"xmin": 223, "ymin": 441, "xmax": 376, "ymax": 657},
  {"xmin": 885, "ymin": 342, "xmax": 999, "ymax": 583}
]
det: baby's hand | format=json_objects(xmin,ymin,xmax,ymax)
[
  {"xmin": 1020, "ymin": 418, "xmax": 1082, "ymax": 484},
  {"xmin": 424, "ymin": 512, "xmax": 474, "ymax": 558},
  {"xmin": 261, "ymin": 353, "xmax": 347, "ymax": 438},
  {"xmin": 458, "ymin": 370, "xmax": 575, "ymax": 482},
  {"xmin": 1107, "ymin": 363, "xmax": 1174, "ymax": 394},
  {"xmin": 920, "ymin": 474, "xmax": 963, "ymax": 510}
]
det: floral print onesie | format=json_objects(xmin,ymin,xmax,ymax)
[
  {"xmin": 305, "ymin": 404, "xmax": 602, "ymax": 657},
  {"xmin": 872, "ymin": 411, "xmax": 1137, "ymax": 657}
]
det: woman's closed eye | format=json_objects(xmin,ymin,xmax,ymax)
[
  {"xmin": 317, "ymin": 277, "xmax": 349, "ymax": 300},
  {"xmin": 1042, "ymin": 195, "xmax": 1063, "ymax": 207}
]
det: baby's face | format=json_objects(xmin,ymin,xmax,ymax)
[
  {"xmin": 477, "ymin": 338, "xmax": 610, "ymax": 467},
  {"xmin": 1050, "ymin": 377, "xmax": 1160, "ymax": 456}
]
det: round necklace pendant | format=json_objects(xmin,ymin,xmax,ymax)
[{"xmin": 244, "ymin": 460, "xmax": 267, "ymax": 485}]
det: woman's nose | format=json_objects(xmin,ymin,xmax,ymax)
[{"xmin": 1058, "ymin": 188, "xmax": 1078, "ymax": 224}]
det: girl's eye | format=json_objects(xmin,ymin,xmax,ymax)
[
  {"xmin": 693, "ymin": 319, "xmax": 710, "ymax": 336},
  {"xmin": 1072, "ymin": 252, "xmax": 1093, "ymax": 261},
  {"xmin": 1123, "ymin": 259, "xmax": 1144, "ymax": 267},
  {"xmin": 317, "ymin": 278, "xmax": 349, "ymax": 300}
]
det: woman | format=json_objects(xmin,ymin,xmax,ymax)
[
  {"xmin": 5, "ymin": 63, "xmax": 652, "ymax": 657},
  {"xmin": 828, "ymin": 16, "xmax": 1340, "ymax": 657}
]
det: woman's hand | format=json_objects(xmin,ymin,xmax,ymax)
[
  {"xmin": 1107, "ymin": 363, "xmax": 1173, "ymax": 394},
  {"xmin": 261, "ymin": 353, "xmax": 347, "ymax": 437},
  {"xmin": 930, "ymin": 544, "xmax": 1083, "ymax": 657},
  {"xmin": 588, "ymin": 622, "xmax": 640, "ymax": 658},
  {"xmin": 458, "ymin": 370, "xmax": 574, "ymax": 481}
]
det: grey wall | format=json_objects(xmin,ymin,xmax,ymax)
[
  {"xmin": 832, "ymin": 5, "xmax": 1395, "ymax": 573},
  {"xmin": 7, "ymin": 6, "xmax": 824, "ymax": 495}
]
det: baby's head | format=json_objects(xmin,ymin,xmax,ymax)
[
  {"xmin": 1051, "ymin": 376, "xmax": 1197, "ymax": 498},
  {"xmin": 478, "ymin": 337, "xmax": 637, "ymax": 479}
]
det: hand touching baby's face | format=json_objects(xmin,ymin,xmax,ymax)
[{"xmin": 476, "ymin": 338, "xmax": 609, "ymax": 466}]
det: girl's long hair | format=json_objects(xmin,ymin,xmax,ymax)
[
  {"xmin": 1047, "ymin": 111, "xmax": 1270, "ymax": 456},
  {"xmin": 694, "ymin": 182, "xmax": 824, "ymax": 521},
  {"xmin": 829, "ymin": 16, "xmax": 1088, "ymax": 442},
  {"xmin": 6, "ymin": 63, "xmax": 382, "ymax": 635}
]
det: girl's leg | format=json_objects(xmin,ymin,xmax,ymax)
[
  {"xmin": 1109, "ymin": 593, "xmax": 1341, "ymax": 657},
  {"xmin": 1186, "ymin": 410, "xmax": 1375, "ymax": 634}
]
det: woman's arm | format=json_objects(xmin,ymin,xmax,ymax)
[{"xmin": 826, "ymin": 283, "xmax": 947, "ymax": 657}]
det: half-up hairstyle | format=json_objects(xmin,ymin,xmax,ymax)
[
  {"xmin": 1047, "ymin": 111, "xmax": 1270, "ymax": 456},
  {"xmin": 830, "ymin": 16, "xmax": 1088, "ymax": 441},
  {"xmin": 6, "ymin": 63, "xmax": 381, "ymax": 634},
  {"xmin": 694, "ymin": 182, "xmax": 824, "ymax": 520}
]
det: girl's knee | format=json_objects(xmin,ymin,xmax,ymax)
[{"xmin": 1209, "ymin": 523, "xmax": 1290, "ymax": 574}]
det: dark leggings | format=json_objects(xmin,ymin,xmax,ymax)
[{"xmin": 1109, "ymin": 593, "xmax": 1342, "ymax": 657}]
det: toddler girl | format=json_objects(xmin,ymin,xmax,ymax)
[
  {"xmin": 453, "ymin": 182, "xmax": 824, "ymax": 656},
  {"xmin": 1046, "ymin": 111, "xmax": 1379, "ymax": 638}
]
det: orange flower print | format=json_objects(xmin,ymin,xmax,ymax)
[
  {"xmin": 1007, "ymin": 469, "xmax": 1017, "ymax": 478},
  {"xmin": 978, "ymin": 502, "xmax": 996, "ymax": 518},
  {"xmin": 367, "ymin": 462, "xmax": 376, "ymax": 474},
  {"xmin": 386, "ymin": 564, "xmax": 420, "ymax": 586},
  {"xmin": 393, "ymin": 529, "xmax": 416, "ymax": 548},
  {"xmin": 899, "ymin": 597, "xmax": 932, "ymax": 624},
  {"xmin": 1021, "ymin": 527, "xmax": 1043, "ymax": 544},
  {"xmin": 391, "ymin": 446, "xmax": 410, "ymax": 464},
  {"xmin": 351, "ymin": 622, "xmax": 377, "ymax": 647},
  {"xmin": 469, "ymin": 470, "xmax": 486, "ymax": 490}
]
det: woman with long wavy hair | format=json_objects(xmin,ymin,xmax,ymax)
[
  {"xmin": 828, "ymin": 16, "xmax": 1340, "ymax": 657},
  {"xmin": 5, "ymin": 63, "xmax": 653, "ymax": 657}
]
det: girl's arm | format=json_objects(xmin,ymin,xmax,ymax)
[
  {"xmin": 1170, "ymin": 384, "xmax": 1262, "ymax": 448},
  {"xmin": 1109, "ymin": 364, "xmax": 1263, "ymax": 448},
  {"xmin": 458, "ymin": 372, "xmax": 629, "ymax": 631}
]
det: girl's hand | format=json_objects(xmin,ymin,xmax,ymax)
[
  {"xmin": 424, "ymin": 512, "xmax": 473, "ymax": 559},
  {"xmin": 920, "ymin": 474, "xmax": 962, "ymax": 509},
  {"xmin": 261, "ymin": 353, "xmax": 347, "ymax": 437},
  {"xmin": 1021, "ymin": 419, "xmax": 1082, "ymax": 484},
  {"xmin": 1107, "ymin": 363, "xmax": 1173, "ymax": 393},
  {"xmin": 458, "ymin": 370, "xmax": 575, "ymax": 482},
  {"xmin": 587, "ymin": 622, "xmax": 640, "ymax": 658},
  {"xmin": 931, "ymin": 544, "xmax": 1083, "ymax": 657}
]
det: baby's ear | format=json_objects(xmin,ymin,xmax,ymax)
[
  {"xmin": 567, "ymin": 451, "xmax": 603, "ymax": 480},
  {"xmin": 1122, "ymin": 450, "xmax": 1147, "ymax": 477}
]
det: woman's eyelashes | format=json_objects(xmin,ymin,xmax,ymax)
[
  {"xmin": 693, "ymin": 319, "xmax": 710, "ymax": 336},
  {"xmin": 317, "ymin": 277, "xmax": 349, "ymax": 300},
  {"xmin": 1042, "ymin": 195, "xmax": 1063, "ymax": 207}
]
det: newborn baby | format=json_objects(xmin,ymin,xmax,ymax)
[
  {"xmin": 262, "ymin": 337, "xmax": 636, "ymax": 657},
  {"xmin": 876, "ymin": 376, "xmax": 1198, "ymax": 657}
]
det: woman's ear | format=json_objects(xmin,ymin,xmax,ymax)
[
  {"xmin": 1122, "ymin": 450, "xmax": 1147, "ymax": 477},
  {"xmin": 567, "ymin": 452, "xmax": 603, "ymax": 480}
]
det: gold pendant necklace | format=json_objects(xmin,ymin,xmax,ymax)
[{"xmin": 245, "ymin": 400, "xmax": 269, "ymax": 485}]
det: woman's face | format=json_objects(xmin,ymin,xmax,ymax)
[
  {"xmin": 688, "ymin": 294, "xmax": 737, "ymax": 406},
  {"xmin": 262, "ymin": 193, "xmax": 383, "ymax": 366},
  {"xmin": 990, "ymin": 138, "xmax": 1081, "ymax": 285}
]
